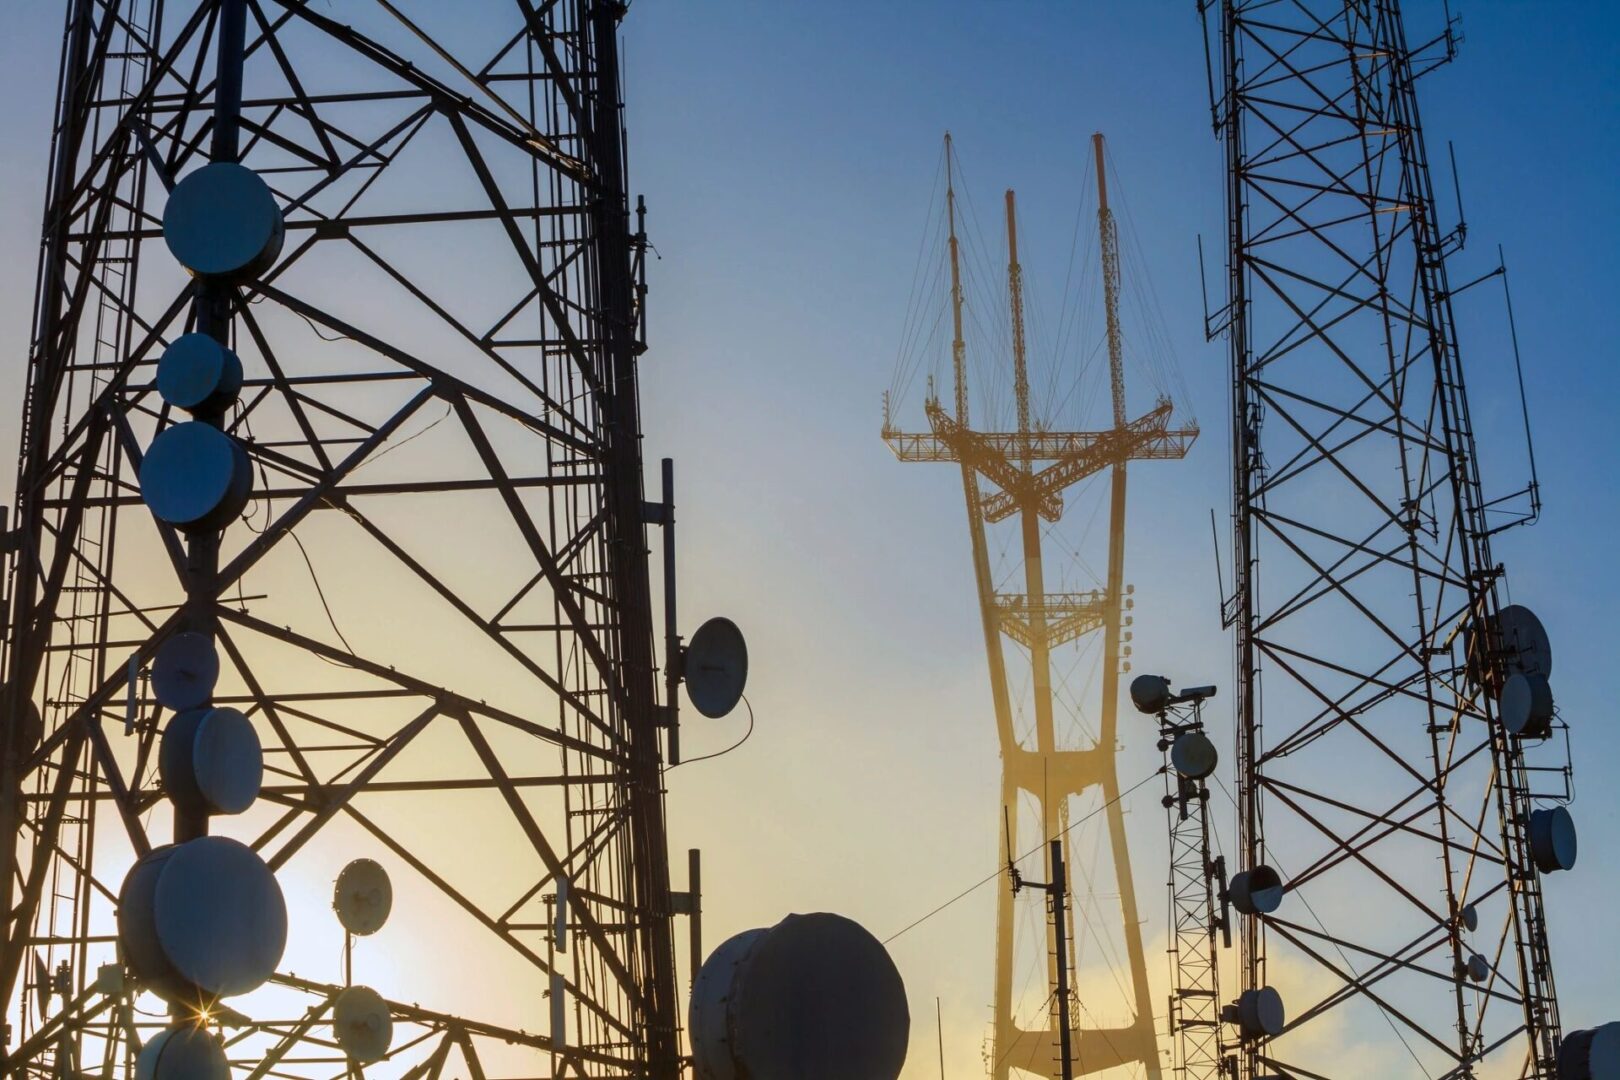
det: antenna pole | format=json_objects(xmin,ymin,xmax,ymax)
[
  {"xmin": 1049, "ymin": 840, "xmax": 1075, "ymax": 1080},
  {"xmin": 936, "ymin": 996, "xmax": 946, "ymax": 1079},
  {"xmin": 688, "ymin": 848, "xmax": 703, "ymax": 988},
  {"xmin": 946, "ymin": 135, "xmax": 968, "ymax": 425},
  {"xmin": 1093, "ymin": 133, "xmax": 1126, "ymax": 429},
  {"xmin": 1005, "ymin": 191, "xmax": 1031, "ymax": 445},
  {"xmin": 659, "ymin": 458, "xmax": 680, "ymax": 764}
]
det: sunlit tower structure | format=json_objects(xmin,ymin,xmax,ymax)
[
  {"xmin": 1200, "ymin": 2, "xmax": 1605, "ymax": 1077},
  {"xmin": 884, "ymin": 134, "xmax": 1197, "ymax": 1079},
  {"xmin": 0, "ymin": 2, "xmax": 716, "ymax": 1078}
]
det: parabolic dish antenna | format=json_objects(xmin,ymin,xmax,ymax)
[
  {"xmin": 334, "ymin": 859, "xmax": 393, "ymax": 936},
  {"xmin": 160, "ymin": 707, "xmax": 263, "ymax": 816},
  {"xmin": 1130, "ymin": 674, "xmax": 1173, "ymax": 715},
  {"xmin": 157, "ymin": 333, "xmax": 243, "ymax": 413},
  {"xmin": 1529, "ymin": 806, "xmax": 1577, "ymax": 874},
  {"xmin": 139, "ymin": 422, "xmax": 253, "ymax": 530},
  {"xmin": 1499, "ymin": 672, "xmax": 1554, "ymax": 738},
  {"xmin": 1497, "ymin": 605, "xmax": 1552, "ymax": 679},
  {"xmin": 1231, "ymin": 986, "xmax": 1285, "ymax": 1039},
  {"xmin": 30, "ymin": 954, "xmax": 49, "ymax": 1020},
  {"xmin": 1560, "ymin": 1022, "xmax": 1620, "ymax": 1080},
  {"xmin": 135, "ymin": 1024, "xmax": 229, "ymax": 1080},
  {"xmin": 333, "ymin": 985, "xmax": 393, "ymax": 1063},
  {"xmin": 1170, "ymin": 732, "xmax": 1218, "ymax": 780},
  {"xmin": 163, "ymin": 161, "xmax": 285, "ymax": 280},
  {"xmin": 150, "ymin": 632, "xmax": 220, "ymax": 713},
  {"xmin": 1229, "ymin": 865, "xmax": 1284, "ymax": 916},
  {"xmin": 684, "ymin": 617, "xmax": 748, "ymax": 719},
  {"xmin": 118, "ymin": 836, "xmax": 287, "ymax": 1003},
  {"xmin": 691, "ymin": 912, "xmax": 908, "ymax": 1080}
]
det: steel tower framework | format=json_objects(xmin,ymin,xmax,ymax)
[
  {"xmin": 1201, "ymin": 2, "xmax": 1572, "ymax": 1076},
  {"xmin": 1154, "ymin": 699, "xmax": 1226, "ymax": 1080},
  {"xmin": 1, "ymin": 2, "xmax": 685, "ymax": 1078},
  {"xmin": 884, "ymin": 135, "xmax": 1197, "ymax": 1079}
]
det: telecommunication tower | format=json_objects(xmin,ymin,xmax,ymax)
[
  {"xmin": 1131, "ymin": 676, "xmax": 1230, "ymax": 1080},
  {"xmin": 1200, "ymin": 2, "xmax": 1612, "ymax": 1076},
  {"xmin": 0, "ymin": 3, "xmax": 748, "ymax": 1078},
  {"xmin": 884, "ymin": 134, "xmax": 1197, "ymax": 1078}
]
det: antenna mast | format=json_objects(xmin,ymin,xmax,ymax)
[
  {"xmin": 0, "ymin": 4, "xmax": 699, "ymax": 1077},
  {"xmin": 884, "ymin": 135, "xmax": 1198, "ymax": 1080},
  {"xmin": 1200, "ymin": 1, "xmax": 1604, "ymax": 1076},
  {"xmin": 947, "ymin": 134, "xmax": 968, "ymax": 425}
]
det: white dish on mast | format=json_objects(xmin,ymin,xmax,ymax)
[
  {"xmin": 135, "ymin": 1024, "xmax": 229, "ymax": 1080},
  {"xmin": 1496, "ymin": 605, "xmax": 1552, "ymax": 679},
  {"xmin": 150, "ymin": 632, "xmax": 221, "ymax": 712},
  {"xmin": 1529, "ymin": 806, "xmax": 1577, "ymax": 873},
  {"xmin": 1229, "ymin": 865, "xmax": 1284, "ymax": 916},
  {"xmin": 1228, "ymin": 986, "xmax": 1285, "ymax": 1039},
  {"xmin": 1171, "ymin": 731, "xmax": 1218, "ymax": 779},
  {"xmin": 139, "ymin": 422, "xmax": 253, "ymax": 530},
  {"xmin": 157, "ymin": 333, "xmax": 244, "ymax": 413},
  {"xmin": 160, "ymin": 707, "xmax": 263, "ymax": 816},
  {"xmin": 163, "ymin": 162, "xmax": 285, "ymax": 280},
  {"xmin": 1560, "ymin": 1022, "xmax": 1620, "ymax": 1080},
  {"xmin": 690, "ymin": 912, "xmax": 908, "ymax": 1080},
  {"xmin": 684, "ymin": 617, "xmax": 748, "ymax": 719},
  {"xmin": 118, "ymin": 835, "xmax": 287, "ymax": 1002},
  {"xmin": 1130, "ymin": 674, "xmax": 1173, "ymax": 714},
  {"xmin": 1499, "ymin": 672, "xmax": 1555, "ymax": 737},
  {"xmin": 333, "ymin": 985, "xmax": 393, "ymax": 1063},
  {"xmin": 333, "ymin": 858, "xmax": 393, "ymax": 936}
]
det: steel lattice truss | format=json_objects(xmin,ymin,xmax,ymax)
[
  {"xmin": 1158, "ymin": 706, "xmax": 1224, "ymax": 1080},
  {"xmin": 1202, "ymin": 2, "xmax": 1569, "ymax": 1077},
  {"xmin": 0, "ymin": 2, "xmax": 682, "ymax": 1078}
]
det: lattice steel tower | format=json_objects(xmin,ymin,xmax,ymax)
[
  {"xmin": 0, "ymin": 2, "xmax": 698, "ymax": 1078},
  {"xmin": 1200, "ymin": 2, "xmax": 1600, "ymax": 1077},
  {"xmin": 884, "ymin": 135, "xmax": 1197, "ymax": 1079},
  {"xmin": 1135, "ymin": 676, "xmax": 1227, "ymax": 1080}
]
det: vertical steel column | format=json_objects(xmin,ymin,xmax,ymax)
[{"xmin": 584, "ymin": 2, "xmax": 680, "ymax": 1071}]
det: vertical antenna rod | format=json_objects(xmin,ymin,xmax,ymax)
[
  {"xmin": 1006, "ymin": 191, "xmax": 1032, "ymax": 445},
  {"xmin": 946, "ymin": 134, "xmax": 968, "ymax": 425},
  {"xmin": 1093, "ymin": 133, "xmax": 1126, "ymax": 430}
]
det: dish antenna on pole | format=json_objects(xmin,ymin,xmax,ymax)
[
  {"xmin": 333, "ymin": 859, "xmax": 393, "ymax": 937},
  {"xmin": 682, "ymin": 617, "xmax": 748, "ymax": 719},
  {"xmin": 333, "ymin": 985, "xmax": 393, "ymax": 1063}
]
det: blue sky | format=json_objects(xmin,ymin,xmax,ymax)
[{"xmin": 1, "ymin": 2, "xmax": 1616, "ymax": 1076}]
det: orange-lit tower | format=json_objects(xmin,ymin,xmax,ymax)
[{"xmin": 884, "ymin": 134, "xmax": 1197, "ymax": 1079}]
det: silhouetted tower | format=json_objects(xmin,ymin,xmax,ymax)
[
  {"xmin": 1132, "ymin": 676, "xmax": 1228, "ymax": 1080},
  {"xmin": 884, "ymin": 134, "xmax": 1197, "ymax": 1079},
  {"xmin": 0, "ymin": 3, "xmax": 702, "ymax": 1078},
  {"xmin": 1201, "ymin": 2, "xmax": 1600, "ymax": 1076}
]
